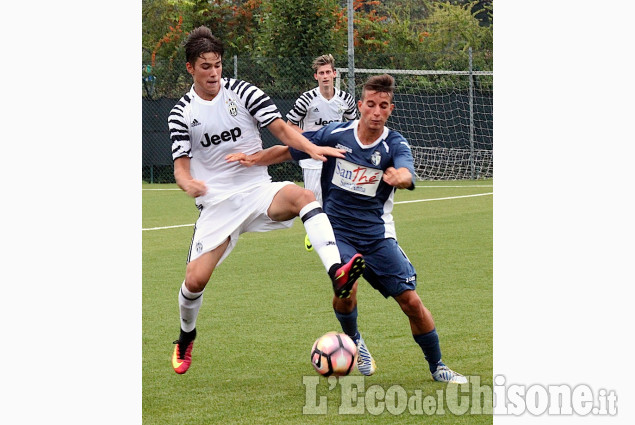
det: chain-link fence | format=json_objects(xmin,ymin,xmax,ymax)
[{"xmin": 142, "ymin": 52, "xmax": 492, "ymax": 183}]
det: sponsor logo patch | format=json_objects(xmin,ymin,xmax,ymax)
[{"xmin": 331, "ymin": 158, "xmax": 382, "ymax": 197}]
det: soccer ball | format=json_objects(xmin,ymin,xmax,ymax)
[{"xmin": 310, "ymin": 332, "xmax": 357, "ymax": 377}]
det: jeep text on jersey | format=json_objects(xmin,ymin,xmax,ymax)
[
  {"xmin": 315, "ymin": 117, "xmax": 338, "ymax": 126},
  {"xmin": 201, "ymin": 127, "xmax": 242, "ymax": 147}
]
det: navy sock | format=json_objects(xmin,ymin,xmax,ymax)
[
  {"xmin": 334, "ymin": 306, "xmax": 360, "ymax": 342},
  {"xmin": 413, "ymin": 328, "xmax": 443, "ymax": 373}
]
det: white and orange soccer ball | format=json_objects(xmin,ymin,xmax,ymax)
[{"xmin": 310, "ymin": 332, "xmax": 357, "ymax": 377}]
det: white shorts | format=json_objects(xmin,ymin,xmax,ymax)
[
  {"xmin": 188, "ymin": 181, "xmax": 295, "ymax": 265},
  {"xmin": 302, "ymin": 167, "xmax": 323, "ymax": 205}
]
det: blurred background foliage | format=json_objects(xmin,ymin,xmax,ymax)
[{"xmin": 142, "ymin": 0, "xmax": 492, "ymax": 98}]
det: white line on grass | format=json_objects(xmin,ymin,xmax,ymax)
[
  {"xmin": 395, "ymin": 192, "xmax": 492, "ymax": 205},
  {"xmin": 142, "ymin": 223, "xmax": 195, "ymax": 231},
  {"xmin": 143, "ymin": 185, "xmax": 492, "ymax": 191},
  {"xmin": 415, "ymin": 185, "xmax": 492, "ymax": 188},
  {"xmin": 142, "ymin": 192, "xmax": 492, "ymax": 231}
]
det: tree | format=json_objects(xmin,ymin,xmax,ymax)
[
  {"xmin": 142, "ymin": 0, "xmax": 265, "ymax": 97},
  {"xmin": 254, "ymin": 0, "xmax": 342, "ymax": 57},
  {"xmin": 141, "ymin": 0, "xmax": 493, "ymax": 97},
  {"xmin": 252, "ymin": 0, "xmax": 343, "ymax": 93},
  {"xmin": 141, "ymin": 0, "xmax": 190, "ymax": 98},
  {"xmin": 193, "ymin": 0, "xmax": 263, "ymax": 57},
  {"xmin": 419, "ymin": 0, "xmax": 492, "ymax": 70},
  {"xmin": 349, "ymin": 0, "xmax": 492, "ymax": 70}
]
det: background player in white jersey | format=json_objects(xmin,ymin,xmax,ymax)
[
  {"xmin": 286, "ymin": 54, "xmax": 357, "ymax": 251},
  {"xmin": 229, "ymin": 74, "xmax": 467, "ymax": 384},
  {"xmin": 167, "ymin": 26, "xmax": 365, "ymax": 375}
]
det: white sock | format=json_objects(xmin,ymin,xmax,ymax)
[
  {"xmin": 300, "ymin": 201, "xmax": 341, "ymax": 271},
  {"xmin": 178, "ymin": 281, "xmax": 204, "ymax": 332}
]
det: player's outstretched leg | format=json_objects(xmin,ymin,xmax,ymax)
[
  {"xmin": 329, "ymin": 253, "xmax": 365, "ymax": 298},
  {"xmin": 396, "ymin": 291, "xmax": 467, "ymax": 384},
  {"xmin": 172, "ymin": 328, "xmax": 196, "ymax": 374},
  {"xmin": 413, "ymin": 330, "xmax": 468, "ymax": 384},
  {"xmin": 296, "ymin": 200, "xmax": 363, "ymax": 297}
]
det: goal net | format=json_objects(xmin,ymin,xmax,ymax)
[{"xmin": 337, "ymin": 68, "xmax": 493, "ymax": 180}]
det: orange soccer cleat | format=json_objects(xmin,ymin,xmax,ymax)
[{"xmin": 330, "ymin": 253, "xmax": 365, "ymax": 298}]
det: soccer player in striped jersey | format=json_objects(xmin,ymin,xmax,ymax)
[
  {"xmin": 228, "ymin": 74, "xmax": 467, "ymax": 384},
  {"xmin": 167, "ymin": 26, "xmax": 364, "ymax": 375},
  {"xmin": 286, "ymin": 54, "xmax": 357, "ymax": 251}
]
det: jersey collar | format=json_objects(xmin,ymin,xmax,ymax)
[
  {"xmin": 189, "ymin": 83, "xmax": 224, "ymax": 105},
  {"xmin": 353, "ymin": 120, "xmax": 389, "ymax": 149}
]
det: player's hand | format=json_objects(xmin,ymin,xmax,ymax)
[
  {"xmin": 225, "ymin": 152, "xmax": 256, "ymax": 167},
  {"xmin": 182, "ymin": 179, "xmax": 207, "ymax": 198},
  {"xmin": 308, "ymin": 145, "xmax": 346, "ymax": 162},
  {"xmin": 382, "ymin": 167, "xmax": 413, "ymax": 189}
]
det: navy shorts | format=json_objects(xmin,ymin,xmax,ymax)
[{"xmin": 336, "ymin": 235, "xmax": 417, "ymax": 298}]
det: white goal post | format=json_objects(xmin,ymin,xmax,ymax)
[{"xmin": 336, "ymin": 67, "xmax": 493, "ymax": 180}]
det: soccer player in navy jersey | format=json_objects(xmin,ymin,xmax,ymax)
[
  {"xmin": 167, "ymin": 26, "xmax": 364, "ymax": 374},
  {"xmin": 227, "ymin": 74, "xmax": 466, "ymax": 383}
]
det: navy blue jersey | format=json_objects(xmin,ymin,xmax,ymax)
[{"xmin": 290, "ymin": 120, "xmax": 415, "ymax": 241}]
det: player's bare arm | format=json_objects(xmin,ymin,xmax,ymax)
[
  {"xmin": 174, "ymin": 157, "xmax": 207, "ymax": 197},
  {"xmin": 268, "ymin": 118, "xmax": 345, "ymax": 161},
  {"xmin": 225, "ymin": 145, "xmax": 292, "ymax": 167},
  {"xmin": 382, "ymin": 166, "xmax": 414, "ymax": 189},
  {"xmin": 285, "ymin": 120, "xmax": 304, "ymax": 134}
]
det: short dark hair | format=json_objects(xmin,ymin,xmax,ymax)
[
  {"xmin": 184, "ymin": 26, "xmax": 224, "ymax": 65},
  {"xmin": 361, "ymin": 74, "xmax": 395, "ymax": 102}
]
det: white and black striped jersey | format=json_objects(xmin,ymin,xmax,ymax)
[
  {"xmin": 286, "ymin": 87, "xmax": 357, "ymax": 170},
  {"xmin": 168, "ymin": 79, "xmax": 282, "ymax": 202}
]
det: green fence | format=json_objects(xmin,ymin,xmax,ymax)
[{"xmin": 142, "ymin": 53, "xmax": 492, "ymax": 183}]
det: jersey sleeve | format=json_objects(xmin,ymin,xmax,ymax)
[
  {"xmin": 288, "ymin": 125, "xmax": 332, "ymax": 161},
  {"xmin": 168, "ymin": 94, "xmax": 192, "ymax": 161},
  {"xmin": 342, "ymin": 91, "xmax": 357, "ymax": 121},
  {"xmin": 285, "ymin": 90, "xmax": 313, "ymax": 126},
  {"xmin": 288, "ymin": 146, "xmax": 308, "ymax": 162},
  {"xmin": 226, "ymin": 78, "xmax": 282, "ymax": 127},
  {"xmin": 392, "ymin": 132, "xmax": 416, "ymax": 190}
]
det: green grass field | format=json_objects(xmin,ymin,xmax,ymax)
[{"xmin": 143, "ymin": 180, "xmax": 493, "ymax": 424}]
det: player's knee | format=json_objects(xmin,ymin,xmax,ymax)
[
  {"xmin": 397, "ymin": 291, "xmax": 424, "ymax": 318},
  {"xmin": 298, "ymin": 188, "xmax": 317, "ymax": 206},
  {"xmin": 282, "ymin": 186, "xmax": 316, "ymax": 217},
  {"xmin": 184, "ymin": 277, "xmax": 207, "ymax": 293},
  {"xmin": 294, "ymin": 189, "xmax": 320, "ymax": 218},
  {"xmin": 300, "ymin": 189, "xmax": 316, "ymax": 206},
  {"xmin": 184, "ymin": 267, "xmax": 209, "ymax": 293}
]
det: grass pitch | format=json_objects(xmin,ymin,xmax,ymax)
[{"xmin": 142, "ymin": 180, "xmax": 493, "ymax": 424}]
